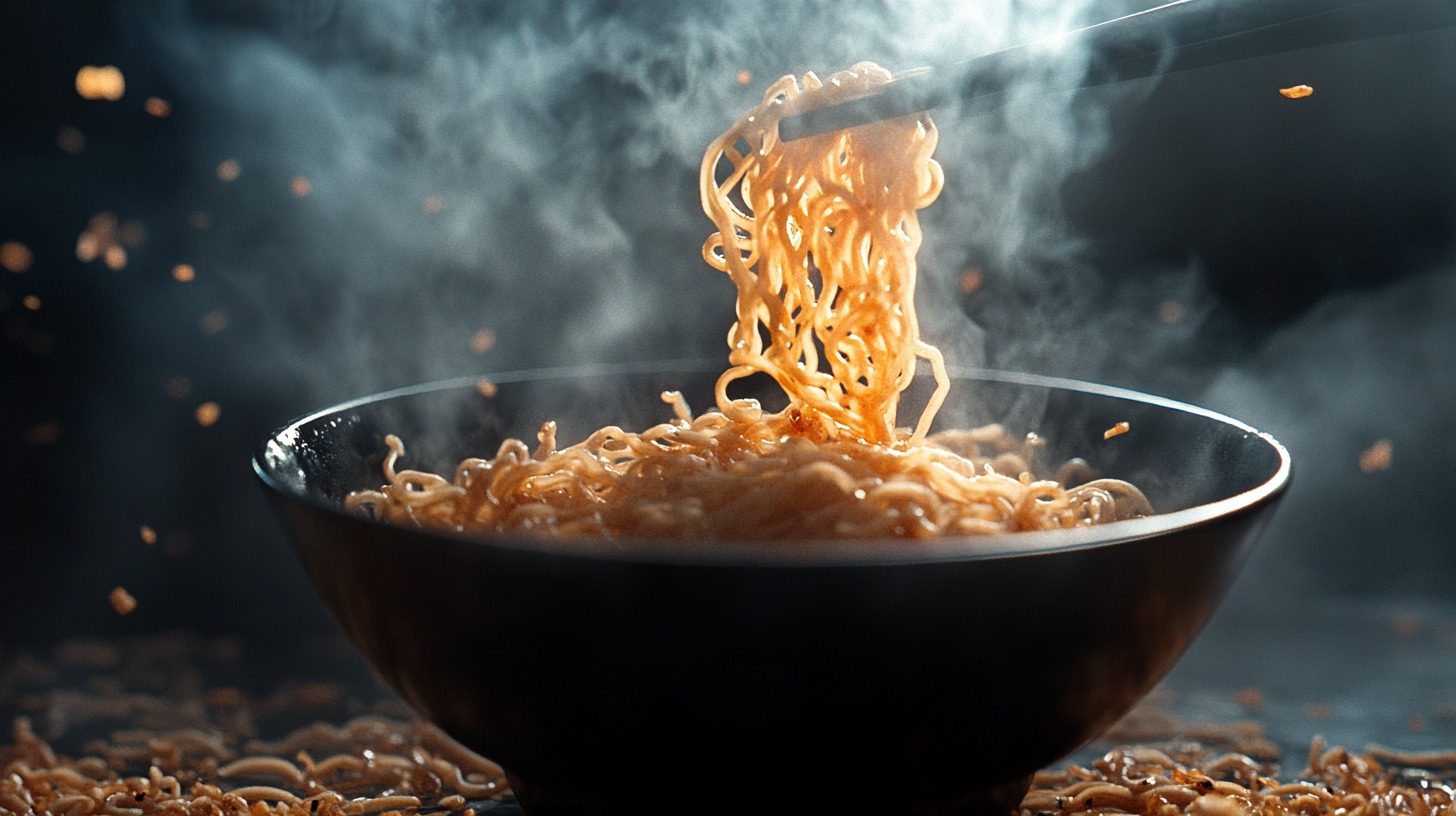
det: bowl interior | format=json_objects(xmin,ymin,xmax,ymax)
[{"xmin": 258, "ymin": 361, "xmax": 1288, "ymax": 562}]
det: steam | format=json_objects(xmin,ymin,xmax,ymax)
[
  {"xmin": 133, "ymin": 0, "xmax": 1131, "ymax": 405},
  {"xmin": 1201, "ymin": 269, "xmax": 1456, "ymax": 601}
]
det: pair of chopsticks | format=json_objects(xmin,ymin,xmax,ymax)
[{"xmin": 778, "ymin": 0, "xmax": 1456, "ymax": 141}]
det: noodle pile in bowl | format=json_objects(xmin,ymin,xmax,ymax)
[{"xmin": 346, "ymin": 62, "xmax": 1151, "ymax": 541}]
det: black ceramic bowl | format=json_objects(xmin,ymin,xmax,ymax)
[{"xmin": 254, "ymin": 362, "xmax": 1290, "ymax": 816}]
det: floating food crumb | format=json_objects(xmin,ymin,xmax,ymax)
[
  {"xmin": 76, "ymin": 65, "xmax": 125, "ymax": 101},
  {"xmin": 1279, "ymin": 84, "xmax": 1315, "ymax": 99},
  {"xmin": 217, "ymin": 159, "xmax": 242, "ymax": 182},
  {"xmin": 145, "ymin": 96, "xmax": 172, "ymax": 117},
  {"xmin": 57, "ymin": 126, "xmax": 86, "ymax": 154},
  {"xmin": 470, "ymin": 328, "xmax": 496, "ymax": 355},
  {"xmin": 475, "ymin": 378, "xmax": 499, "ymax": 399},
  {"xmin": 1236, "ymin": 686, "xmax": 1264, "ymax": 711},
  {"xmin": 1305, "ymin": 703, "xmax": 1332, "ymax": 720},
  {"xmin": 737, "ymin": 69, "xmax": 753, "ymax": 85},
  {"xmin": 173, "ymin": 263, "xmax": 196, "ymax": 282},
  {"xmin": 958, "ymin": 267, "xmax": 984, "ymax": 295},
  {"xmin": 104, "ymin": 244, "xmax": 128, "ymax": 270},
  {"xmin": 1, "ymin": 241, "xmax": 33, "ymax": 273},
  {"xmin": 140, "ymin": 525, "xmax": 158, "ymax": 545},
  {"xmin": 76, "ymin": 212, "xmax": 119, "ymax": 263},
  {"xmin": 195, "ymin": 402, "xmax": 222, "ymax": 427},
  {"xmin": 423, "ymin": 195, "xmax": 445, "ymax": 214},
  {"xmin": 291, "ymin": 176, "xmax": 313, "ymax": 197},
  {"xmin": 109, "ymin": 586, "xmax": 138, "ymax": 615},
  {"xmin": 22, "ymin": 294, "xmax": 41, "ymax": 311},
  {"xmin": 1104, "ymin": 421, "xmax": 1131, "ymax": 440},
  {"xmin": 200, "ymin": 309, "xmax": 230, "ymax": 335},
  {"xmin": 1359, "ymin": 439, "xmax": 1393, "ymax": 472},
  {"xmin": 1158, "ymin": 299, "xmax": 1184, "ymax": 324}
]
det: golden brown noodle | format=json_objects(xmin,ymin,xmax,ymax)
[
  {"xmin": 1025, "ymin": 737, "xmax": 1456, "ymax": 816},
  {"xmin": 701, "ymin": 62, "xmax": 947, "ymax": 446},
  {"xmin": 10, "ymin": 712, "xmax": 1456, "ymax": 816},
  {"xmin": 346, "ymin": 63, "xmax": 1152, "ymax": 541},
  {"xmin": 2, "ymin": 715, "xmax": 508, "ymax": 816},
  {"xmin": 5, "ymin": 637, "xmax": 1453, "ymax": 816},
  {"xmin": 108, "ymin": 587, "xmax": 138, "ymax": 616}
]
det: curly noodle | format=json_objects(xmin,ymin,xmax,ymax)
[{"xmin": 347, "ymin": 63, "xmax": 1151, "ymax": 541}]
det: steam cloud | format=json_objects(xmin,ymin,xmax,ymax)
[
  {"xmin": 1202, "ymin": 269, "xmax": 1456, "ymax": 601},
  {"xmin": 136, "ymin": 0, "xmax": 1137, "ymax": 401}
]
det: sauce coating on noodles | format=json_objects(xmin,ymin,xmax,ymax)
[
  {"xmin": 347, "ymin": 63, "xmax": 1152, "ymax": 540},
  {"xmin": 702, "ymin": 63, "xmax": 947, "ymax": 446}
]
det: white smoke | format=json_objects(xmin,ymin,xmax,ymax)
[
  {"xmin": 1201, "ymin": 268, "xmax": 1456, "ymax": 600},
  {"xmin": 137, "ymin": 0, "xmax": 1127, "ymax": 403}
]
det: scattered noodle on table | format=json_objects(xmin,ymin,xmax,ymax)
[{"xmin": 5, "ymin": 634, "xmax": 1454, "ymax": 816}]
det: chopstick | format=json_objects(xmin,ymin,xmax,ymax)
[{"xmin": 778, "ymin": 0, "xmax": 1456, "ymax": 141}]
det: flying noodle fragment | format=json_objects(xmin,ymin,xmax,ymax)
[
  {"xmin": 348, "ymin": 63, "xmax": 1152, "ymax": 541},
  {"xmin": 0, "ymin": 241, "xmax": 32, "ymax": 273},
  {"xmin": 109, "ymin": 586, "xmax": 138, "ymax": 615},
  {"xmin": 75, "ymin": 65, "xmax": 125, "ymax": 101}
]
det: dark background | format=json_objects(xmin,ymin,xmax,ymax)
[{"xmin": 3, "ymin": 0, "xmax": 1455, "ymax": 755}]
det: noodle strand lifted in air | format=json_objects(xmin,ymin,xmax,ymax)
[
  {"xmin": 347, "ymin": 63, "xmax": 1153, "ymax": 541},
  {"xmin": 701, "ymin": 63, "xmax": 947, "ymax": 446}
]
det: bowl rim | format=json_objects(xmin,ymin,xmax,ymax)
[{"xmin": 253, "ymin": 360, "xmax": 1291, "ymax": 567}]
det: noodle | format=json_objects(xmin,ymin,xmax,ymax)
[
  {"xmin": 13, "ymin": 722, "xmax": 1456, "ymax": 816},
  {"xmin": 2, "ymin": 715, "xmax": 510, "ymax": 816},
  {"xmin": 701, "ymin": 63, "xmax": 947, "ymax": 446},
  {"xmin": 347, "ymin": 63, "xmax": 1151, "ymax": 541},
  {"xmin": 217, "ymin": 755, "xmax": 306, "ymax": 784},
  {"xmin": 1024, "ymin": 739, "xmax": 1456, "ymax": 816},
  {"xmin": 6, "ymin": 638, "xmax": 1456, "ymax": 816}
]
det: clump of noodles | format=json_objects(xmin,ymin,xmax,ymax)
[
  {"xmin": 346, "ymin": 63, "xmax": 1153, "ymax": 541},
  {"xmin": 1021, "ymin": 738, "xmax": 1456, "ymax": 816},
  {"xmin": 702, "ymin": 62, "xmax": 946, "ymax": 446},
  {"xmin": 2, "ymin": 715, "xmax": 509, "ymax": 816}
]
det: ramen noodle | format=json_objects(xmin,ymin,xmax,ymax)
[
  {"xmin": 8, "ymin": 709, "xmax": 1456, "ymax": 816},
  {"xmin": 2, "ymin": 715, "xmax": 507, "ymax": 816},
  {"xmin": 6, "ymin": 635, "xmax": 1456, "ymax": 816},
  {"xmin": 347, "ymin": 62, "xmax": 1152, "ymax": 540},
  {"xmin": 1024, "ymin": 737, "xmax": 1456, "ymax": 816},
  {"xmin": 108, "ymin": 586, "xmax": 137, "ymax": 615}
]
